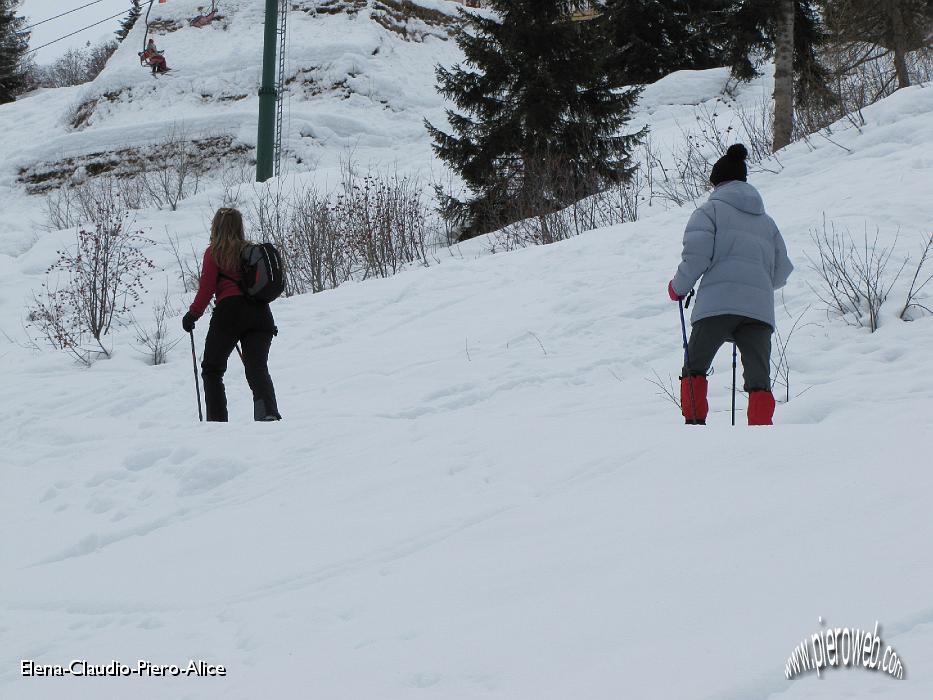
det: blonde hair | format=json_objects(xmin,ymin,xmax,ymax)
[{"xmin": 209, "ymin": 207, "xmax": 248, "ymax": 272}]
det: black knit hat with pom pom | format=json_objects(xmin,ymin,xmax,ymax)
[{"xmin": 709, "ymin": 144, "xmax": 748, "ymax": 186}]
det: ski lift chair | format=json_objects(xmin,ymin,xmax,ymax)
[
  {"xmin": 190, "ymin": 1, "xmax": 221, "ymax": 28},
  {"xmin": 139, "ymin": 48, "xmax": 168, "ymax": 74}
]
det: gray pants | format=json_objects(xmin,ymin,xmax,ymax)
[{"xmin": 683, "ymin": 314, "xmax": 772, "ymax": 391}]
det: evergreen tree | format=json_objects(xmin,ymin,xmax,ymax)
[
  {"xmin": 0, "ymin": 0, "xmax": 30, "ymax": 104},
  {"xmin": 116, "ymin": 0, "xmax": 144, "ymax": 43},
  {"xmin": 600, "ymin": 0, "xmax": 726, "ymax": 86},
  {"xmin": 719, "ymin": 0, "xmax": 829, "ymax": 150},
  {"xmin": 426, "ymin": 1, "xmax": 644, "ymax": 239}
]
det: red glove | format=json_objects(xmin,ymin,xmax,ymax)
[{"xmin": 668, "ymin": 281, "xmax": 684, "ymax": 302}]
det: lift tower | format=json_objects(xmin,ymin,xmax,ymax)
[{"xmin": 256, "ymin": 0, "xmax": 288, "ymax": 182}]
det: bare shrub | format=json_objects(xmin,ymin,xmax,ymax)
[
  {"xmin": 43, "ymin": 48, "xmax": 89, "ymax": 87},
  {"xmin": 133, "ymin": 287, "xmax": 181, "ymax": 366},
  {"xmin": 28, "ymin": 213, "xmax": 157, "ymax": 362},
  {"xmin": 797, "ymin": 44, "xmax": 933, "ymax": 137},
  {"xmin": 85, "ymin": 42, "xmax": 117, "ymax": 80},
  {"xmin": 167, "ymin": 230, "xmax": 202, "ymax": 294},
  {"xmin": 899, "ymin": 234, "xmax": 933, "ymax": 321},
  {"xmin": 244, "ymin": 160, "xmax": 435, "ymax": 295},
  {"xmin": 334, "ymin": 163, "xmax": 431, "ymax": 279},
  {"xmin": 807, "ymin": 218, "xmax": 906, "ymax": 332},
  {"xmin": 487, "ymin": 161, "xmax": 577, "ymax": 250},
  {"xmin": 116, "ymin": 176, "xmax": 149, "ymax": 210},
  {"xmin": 37, "ymin": 41, "xmax": 117, "ymax": 88},
  {"xmin": 28, "ymin": 287, "xmax": 88, "ymax": 364},
  {"xmin": 735, "ymin": 95, "xmax": 776, "ymax": 162},
  {"xmin": 639, "ymin": 135, "xmax": 668, "ymax": 208},
  {"xmin": 207, "ymin": 161, "xmax": 254, "ymax": 213},
  {"xmin": 248, "ymin": 179, "xmax": 291, "ymax": 247},
  {"xmin": 285, "ymin": 186, "xmax": 353, "ymax": 294},
  {"xmin": 647, "ymin": 124, "xmax": 714, "ymax": 208},
  {"xmin": 487, "ymin": 153, "xmax": 643, "ymax": 251},
  {"xmin": 823, "ymin": 0, "xmax": 933, "ymax": 92},
  {"xmin": 217, "ymin": 161, "xmax": 252, "ymax": 208},
  {"xmin": 646, "ymin": 101, "xmax": 780, "ymax": 208},
  {"xmin": 646, "ymin": 371, "xmax": 681, "ymax": 409},
  {"xmin": 770, "ymin": 304, "xmax": 814, "ymax": 403},
  {"xmin": 142, "ymin": 125, "xmax": 202, "ymax": 211},
  {"xmin": 46, "ymin": 176, "xmax": 146, "ymax": 231},
  {"xmin": 808, "ymin": 44, "xmax": 894, "ymax": 133},
  {"xmin": 47, "ymin": 184, "xmax": 100, "ymax": 232},
  {"xmin": 561, "ymin": 169, "xmax": 644, "ymax": 234},
  {"xmin": 491, "ymin": 209, "xmax": 575, "ymax": 252}
]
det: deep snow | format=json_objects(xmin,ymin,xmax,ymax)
[{"xmin": 2, "ymin": 2, "xmax": 933, "ymax": 699}]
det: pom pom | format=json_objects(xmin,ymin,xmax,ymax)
[{"xmin": 726, "ymin": 144, "xmax": 749, "ymax": 162}]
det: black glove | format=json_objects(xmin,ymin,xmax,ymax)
[{"xmin": 182, "ymin": 312, "xmax": 197, "ymax": 333}]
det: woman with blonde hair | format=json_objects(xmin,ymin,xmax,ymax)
[{"xmin": 183, "ymin": 208, "xmax": 281, "ymax": 421}]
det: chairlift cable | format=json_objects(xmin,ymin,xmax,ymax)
[
  {"xmin": 23, "ymin": 0, "xmax": 105, "ymax": 32},
  {"xmin": 27, "ymin": 9, "xmax": 133, "ymax": 54}
]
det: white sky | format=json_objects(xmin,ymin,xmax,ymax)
[{"xmin": 22, "ymin": 0, "xmax": 138, "ymax": 64}]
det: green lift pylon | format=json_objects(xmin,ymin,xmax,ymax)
[{"xmin": 256, "ymin": 0, "xmax": 280, "ymax": 182}]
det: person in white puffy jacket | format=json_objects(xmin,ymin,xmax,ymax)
[{"xmin": 668, "ymin": 144, "xmax": 793, "ymax": 426}]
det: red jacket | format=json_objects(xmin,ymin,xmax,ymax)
[{"xmin": 189, "ymin": 247, "xmax": 242, "ymax": 319}]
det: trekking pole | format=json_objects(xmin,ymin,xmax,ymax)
[
  {"xmin": 188, "ymin": 330, "xmax": 203, "ymax": 422},
  {"xmin": 678, "ymin": 295, "xmax": 698, "ymax": 423},
  {"xmin": 731, "ymin": 343, "xmax": 737, "ymax": 426},
  {"xmin": 234, "ymin": 343, "xmax": 244, "ymax": 364}
]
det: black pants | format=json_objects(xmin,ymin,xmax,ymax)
[
  {"xmin": 202, "ymin": 297, "xmax": 280, "ymax": 421},
  {"xmin": 683, "ymin": 314, "xmax": 772, "ymax": 392}
]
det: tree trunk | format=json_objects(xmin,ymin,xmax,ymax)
[
  {"xmin": 887, "ymin": 0, "xmax": 911, "ymax": 89},
  {"xmin": 772, "ymin": 0, "xmax": 796, "ymax": 152}
]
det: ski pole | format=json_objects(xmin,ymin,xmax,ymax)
[
  {"xmin": 189, "ymin": 330, "xmax": 203, "ymax": 422},
  {"xmin": 678, "ymin": 297, "xmax": 698, "ymax": 423},
  {"xmin": 731, "ymin": 342, "xmax": 737, "ymax": 426}
]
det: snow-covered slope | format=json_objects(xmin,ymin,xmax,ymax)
[
  {"xmin": 3, "ymin": 2, "xmax": 933, "ymax": 695},
  {"xmin": 2, "ymin": 57, "xmax": 933, "ymax": 699},
  {"xmin": 0, "ymin": 0, "xmax": 467, "ymax": 242}
]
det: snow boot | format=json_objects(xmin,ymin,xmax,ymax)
[
  {"xmin": 747, "ymin": 390, "xmax": 775, "ymax": 426},
  {"xmin": 253, "ymin": 398, "xmax": 281, "ymax": 422},
  {"xmin": 680, "ymin": 375, "xmax": 708, "ymax": 425}
]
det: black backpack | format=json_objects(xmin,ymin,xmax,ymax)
[{"xmin": 237, "ymin": 242, "xmax": 285, "ymax": 302}]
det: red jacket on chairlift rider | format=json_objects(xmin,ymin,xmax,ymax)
[{"xmin": 141, "ymin": 39, "xmax": 169, "ymax": 74}]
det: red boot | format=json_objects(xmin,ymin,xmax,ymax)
[
  {"xmin": 680, "ymin": 375, "xmax": 708, "ymax": 425},
  {"xmin": 747, "ymin": 390, "xmax": 775, "ymax": 426}
]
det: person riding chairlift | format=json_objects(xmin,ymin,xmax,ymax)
[
  {"xmin": 140, "ymin": 38, "xmax": 169, "ymax": 75},
  {"xmin": 191, "ymin": 1, "xmax": 220, "ymax": 28}
]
